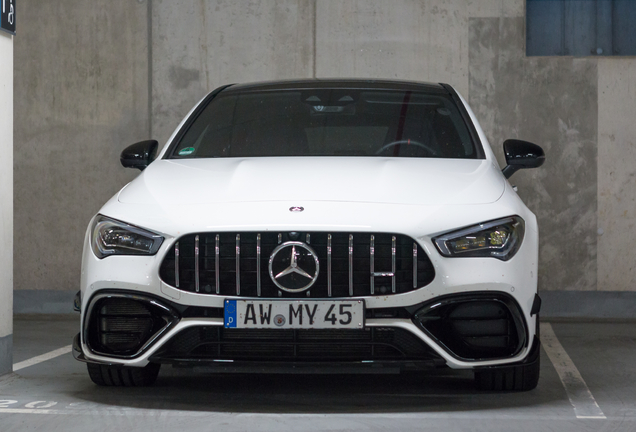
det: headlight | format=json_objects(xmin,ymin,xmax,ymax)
[
  {"xmin": 433, "ymin": 216, "xmax": 524, "ymax": 261},
  {"xmin": 91, "ymin": 215, "xmax": 164, "ymax": 259}
]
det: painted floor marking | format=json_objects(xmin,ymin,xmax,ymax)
[
  {"xmin": 13, "ymin": 346, "xmax": 72, "ymax": 372},
  {"xmin": 0, "ymin": 404, "xmax": 621, "ymax": 420},
  {"xmin": 540, "ymin": 322, "xmax": 606, "ymax": 420}
]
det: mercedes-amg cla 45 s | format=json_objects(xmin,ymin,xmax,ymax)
[{"xmin": 73, "ymin": 79, "xmax": 545, "ymax": 391}]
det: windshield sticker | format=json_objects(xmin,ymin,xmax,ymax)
[{"xmin": 178, "ymin": 147, "xmax": 196, "ymax": 156}]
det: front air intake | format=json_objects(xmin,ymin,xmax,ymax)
[
  {"xmin": 413, "ymin": 293, "xmax": 527, "ymax": 361},
  {"xmin": 152, "ymin": 326, "xmax": 442, "ymax": 362},
  {"xmin": 85, "ymin": 294, "xmax": 178, "ymax": 358}
]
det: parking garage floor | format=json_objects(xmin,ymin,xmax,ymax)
[{"xmin": 1, "ymin": 315, "xmax": 635, "ymax": 432}]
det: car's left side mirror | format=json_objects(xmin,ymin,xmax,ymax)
[
  {"xmin": 502, "ymin": 139, "xmax": 545, "ymax": 179},
  {"xmin": 120, "ymin": 140, "xmax": 159, "ymax": 171}
]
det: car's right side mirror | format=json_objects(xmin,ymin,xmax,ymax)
[{"xmin": 502, "ymin": 139, "xmax": 545, "ymax": 179}]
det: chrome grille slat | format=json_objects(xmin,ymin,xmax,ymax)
[
  {"xmin": 327, "ymin": 234, "xmax": 332, "ymax": 297},
  {"xmin": 195, "ymin": 235, "xmax": 200, "ymax": 293},
  {"xmin": 392, "ymin": 236, "xmax": 396, "ymax": 294},
  {"xmin": 236, "ymin": 234, "xmax": 241, "ymax": 296},
  {"xmin": 160, "ymin": 232, "xmax": 435, "ymax": 298},
  {"xmin": 175, "ymin": 241, "xmax": 180, "ymax": 288},
  {"xmin": 370, "ymin": 234, "xmax": 375, "ymax": 295},
  {"xmin": 257, "ymin": 234, "xmax": 261, "ymax": 297},
  {"xmin": 215, "ymin": 234, "xmax": 220, "ymax": 294},
  {"xmin": 413, "ymin": 242, "xmax": 417, "ymax": 289},
  {"xmin": 348, "ymin": 234, "xmax": 354, "ymax": 296}
]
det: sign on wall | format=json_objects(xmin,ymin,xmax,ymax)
[{"xmin": 1, "ymin": 0, "xmax": 15, "ymax": 35}]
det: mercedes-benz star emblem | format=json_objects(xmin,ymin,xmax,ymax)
[
  {"xmin": 268, "ymin": 241, "xmax": 319, "ymax": 292},
  {"xmin": 289, "ymin": 206, "xmax": 304, "ymax": 212}
]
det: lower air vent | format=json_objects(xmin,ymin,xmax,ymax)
[
  {"xmin": 153, "ymin": 327, "xmax": 441, "ymax": 362},
  {"xmin": 413, "ymin": 293, "xmax": 526, "ymax": 361},
  {"xmin": 86, "ymin": 294, "xmax": 177, "ymax": 357}
]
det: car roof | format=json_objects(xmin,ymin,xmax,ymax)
[{"xmin": 220, "ymin": 78, "xmax": 450, "ymax": 94}]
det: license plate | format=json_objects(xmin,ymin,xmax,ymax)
[{"xmin": 224, "ymin": 300, "xmax": 364, "ymax": 329}]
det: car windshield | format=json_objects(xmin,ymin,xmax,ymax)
[{"xmin": 168, "ymin": 88, "xmax": 479, "ymax": 159}]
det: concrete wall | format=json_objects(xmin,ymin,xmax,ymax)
[
  {"xmin": 13, "ymin": 0, "xmax": 148, "ymax": 309},
  {"xmin": 151, "ymin": 0, "xmax": 314, "ymax": 143},
  {"xmin": 597, "ymin": 60, "xmax": 636, "ymax": 292},
  {"xmin": 12, "ymin": 0, "xmax": 636, "ymax": 315},
  {"xmin": 0, "ymin": 30, "xmax": 13, "ymax": 374},
  {"xmin": 469, "ymin": 17, "xmax": 599, "ymax": 292}
]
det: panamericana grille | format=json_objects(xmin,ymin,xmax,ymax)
[
  {"xmin": 154, "ymin": 326, "xmax": 441, "ymax": 362},
  {"xmin": 159, "ymin": 232, "xmax": 435, "ymax": 298}
]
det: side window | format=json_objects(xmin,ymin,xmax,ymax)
[{"xmin": 527, "ymin": 0, "xmax": 636, "ymax": 56}]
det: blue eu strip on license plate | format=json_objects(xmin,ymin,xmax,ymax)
[{"xmin": 225, "ymin": 300, "xmax": 237, "ymax": 328}]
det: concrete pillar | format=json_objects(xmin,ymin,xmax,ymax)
[{"xmin": 0, "ymin": 30, "xmax": 13, "ymax": 376}]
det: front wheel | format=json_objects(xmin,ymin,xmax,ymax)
[
  {"xmin": 474, "ymin": 355, "xmax": 540, "ymax": 391},
  {"xmin": 474, "ymin": 321, "xmax": 541, "ymax": 392},
  {"xmin": 87, "ymin": 362, "xmax": 160, "ymax": 387}
]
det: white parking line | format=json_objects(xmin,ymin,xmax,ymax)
[
  {"xmin": 0, "ymin": 405, "xmax": 620, "ymax": 420},
  {"xmin": 13, "ymin": 346, "xmax": 72, "ymax": 372},
  {"xmin": 540, "ymin": 323, "xmax": 606, "ymax": 420}
]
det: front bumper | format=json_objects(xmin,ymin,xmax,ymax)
[
  {"xmin": 73, "ymin": 333, "xmax": 541, "ymax": 375},
  {"xmin": 76, "ymin": 290, "xmax": 538, "ymax": 371}
]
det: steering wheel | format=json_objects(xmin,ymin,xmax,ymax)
[{"xmin": 375, "ymin": 139, "xmax": 437, "ymax": 156}]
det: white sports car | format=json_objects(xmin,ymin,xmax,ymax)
[{"xmin": 73, "ymin": 79, "xmax": 545, "ymax": 391}]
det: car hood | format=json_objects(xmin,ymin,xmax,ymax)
[{"xmin": 118, "ymin": 157, "xmax": 505, "ymax": 207}]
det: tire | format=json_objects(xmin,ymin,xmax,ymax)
[
  {"xmin": 87, "ymin": 362, "xmax": 161, "ymax": 387},
  {"xmin": 474, "ymin": 354, "xmax": 540, "ymax": 391},
  {"xmin": 474, "ymin": 316, "xmax": 541, "ymax": 392}
]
